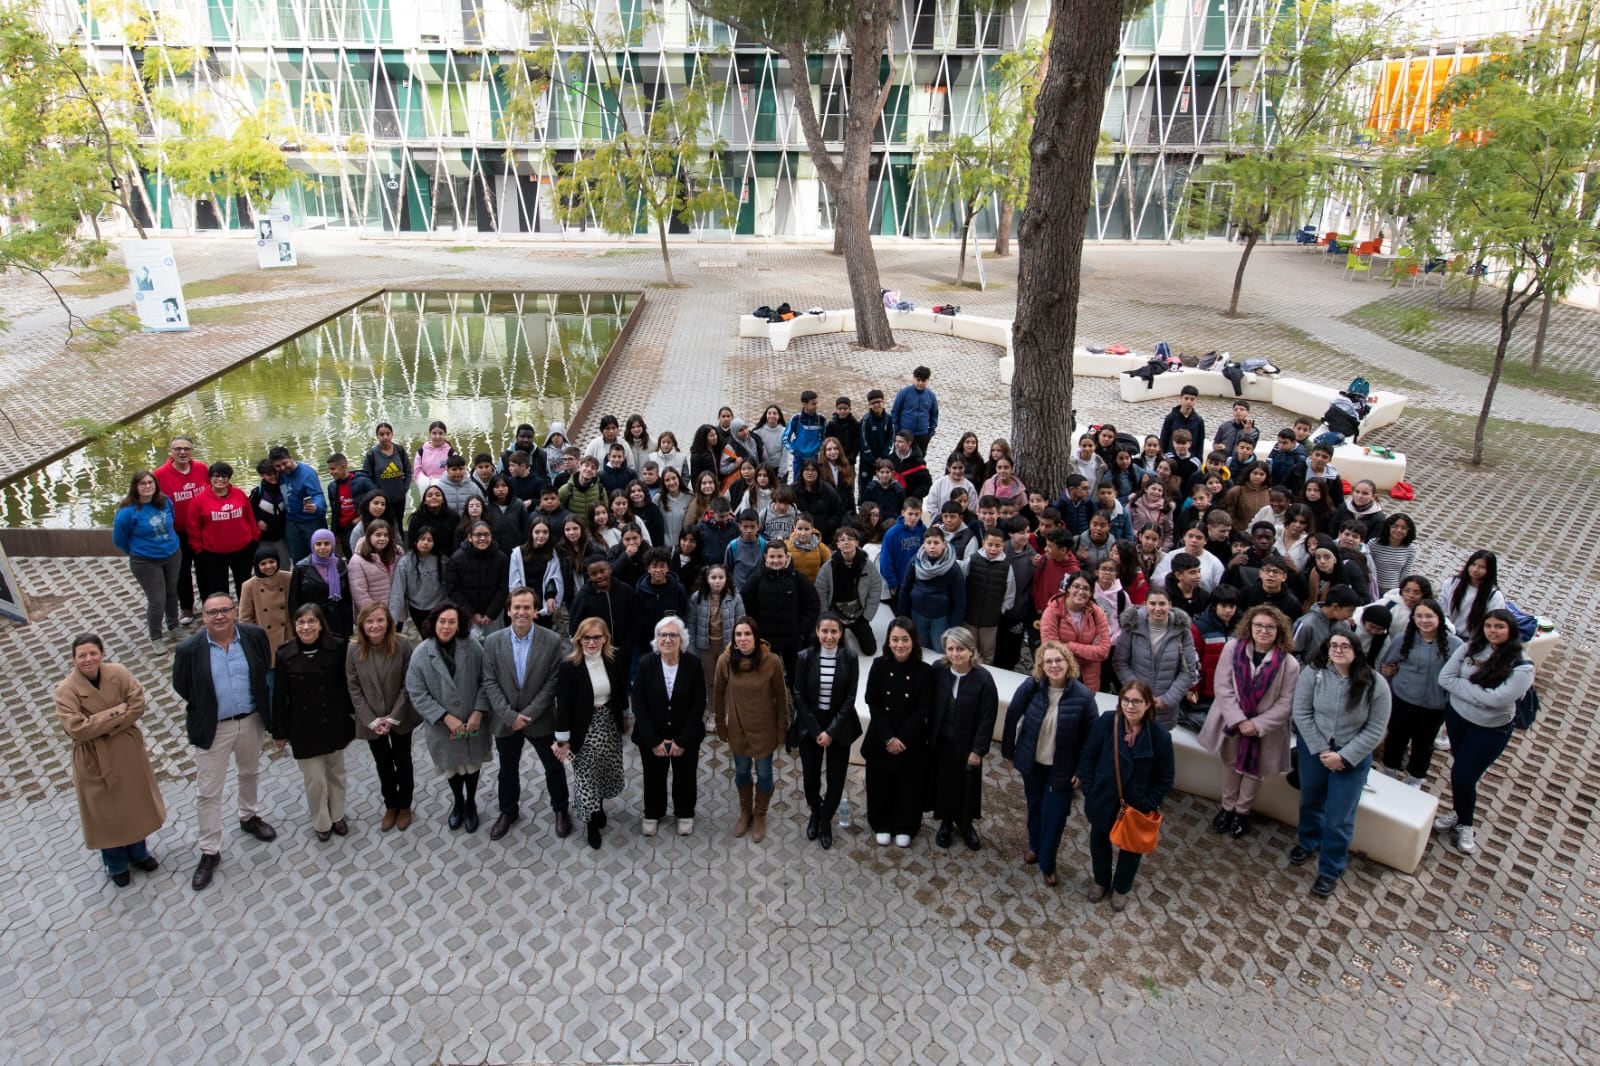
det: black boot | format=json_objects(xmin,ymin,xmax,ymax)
[
  {"xmin": 819, "ymin": 821, "xmax": 833, "ymax": 850},
  {"xmin": 935, "ymin": 820, "xmax": 954, "ymax": 848},
  {"xmin": 806, "ymin": 810, "xmax": 821, "ymax": 841},
  {"xmin": 586, "ymin": 818, "xmax": 603, "ymax": 849},
  {"xmin": 1228, "ymin": 812, "xmax": 1251, "ymax": 839}
]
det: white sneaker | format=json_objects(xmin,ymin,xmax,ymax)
[
  {"xmin": 1434, "ymin": 810, "xmax": 1459, "ymax": 832},
  {"xmin": 1434, "ymin": 728, "xmax": 1450, "ymax": 751},
  {"xmin": 875, "ymin": 832, "xmax": 891, "ymax": 846},
  {"xmin": 893, "ymin": 834, "xmax": 911, "ymax": 848},
  {"xmin": 642, "ymin": 818, "xmax": 658, "ymax": 837},
  {"xmin": 677, "ymin": 818, "xmax": 693, "ymax": 836},
  {"xmin": 177, "ymin": 614, "xmax": 195, "ymax": 627},
  {"xmin": 1403, "ymin": 775, "xmax": 1426, "ymax": 789},
  {"xmin": 1455, "ymin": 826, "xmax": 1477, "ymax": 853}
]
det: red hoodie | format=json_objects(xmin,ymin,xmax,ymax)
[
  {"xmin": 154, "ymin": 458, "xmax": 207, "ymax": 529},
  {"xmin": 189, "ymin": 486, "xmax": 260, "ymax": 554}
]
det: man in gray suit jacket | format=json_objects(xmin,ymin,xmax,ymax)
[{"xmin": 484, "ymin": 586, "xmax": 569, "ymax": 840}]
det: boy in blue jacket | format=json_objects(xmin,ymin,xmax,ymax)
[
  {"xmin": 782, "ymin": 390, "xmax": 828, "ymax": 480},
  {"xmin": 878, "ymin": 498, "xmax": 926, "ymax": 600}
]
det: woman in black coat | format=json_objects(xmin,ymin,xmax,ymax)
[
  {"xmin": 631, "ymin": 616, "xmax": 707, "ymax": 837},
  {"xmin": 407, "ymin": 484, "xmax": 460, "ymax": 557},
  {"xmin": 1076, "ymin": 679, "xmax": 1176, "ymax": 911},
  {"xmin": 793, "ymin": 460, "xmax": 845, "ymax": 540},
  {"xmin": 863, "ymin": 617, "xmax": 933, "ymax": 848},
  {"xmin": 272, "ymin": 605, "xmax": 356, "ymax": 841},
  {"xmin": 555, "ymin": 616, "xmax": 632, "ymax": 849},
  {"xmin": 926, "ymin": 626, "xmax": 998, "ymax": 851},
  {"xmin": 289, "ymin": 528, "xmax": 354, "ymax": 640},
  {"xmin": 445, "ymin": 520, "xmax": 509, "ymax": 637},
  {"xmin": 791, "ymin": 613, "xmax": 862, "ymax": 850}
]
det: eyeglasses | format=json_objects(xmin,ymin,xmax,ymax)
[
  {"xmin": 1121, "ymin": 697, "xmax": 1148, "ymax": 707},
  {"xmin": 203, "ymin": 607, "xmax": 234, "ymax": 617},
  {"xmin": 1327, "ymin": 642, "xmax": 1355, "ymax": 652},
  {"xmin": 1250, "ymin": 622, "xmax": 1278, "ymax": 631},
  {"xmin": 657, "ymin": 633, "xmax": 681, "ymax": 641},
  {"xmin": 579, "ymin": 634, "xmax": 605, "ymax": 643}
]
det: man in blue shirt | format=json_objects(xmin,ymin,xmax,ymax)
[
  {"xmin": 171, "ymin": 593, "xmax": 278, "ymax": 890},
  {"xmin": 891, "ymin": 366, "xmax": 939, "ymax": 455},
  {"xmin": 482, "ymin": 588, "xmax": 569, "ymax": 841},
  {"xmin": 269, "ymin": 445, "xmax": 328, "ymax": 563}
]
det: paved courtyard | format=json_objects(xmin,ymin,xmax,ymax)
[{"xmin": 1, "ymin": 236, "xmax": 1598, "ymax": 1064}]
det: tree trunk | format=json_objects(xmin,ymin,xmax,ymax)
[
  {"xmin": 837, "ymin": 5, "xmax": 897, "ymax": 350},
  {"xmin": 1011, "ymin": 0, "xmax": 1127, "ymax": 496},
  {"xmin": 955, "ymin": 204, "xmax": 973, "ymax": 285},
  {"xmin": 994, "ymin": 200, "xmax": 1012, "ymax": 256},
  {"xmin": 1531, "ymin": 288, "xmax": 1553, "ymax": 375},
  {"xmin": 1472, "ymin": 274, "xmax": 1540, "ymax": 465},
  {"xmin": 656, "ymin": 216, "xmax": 676, "ymax": 286},
  {"xmin": 1228, "ymin": 228, "xmax": 1259, "ymax": 316}
]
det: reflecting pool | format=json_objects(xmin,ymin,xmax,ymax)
[{"xmin": 1, "ymin": 290, "xmax": 638, "ymax": 528}]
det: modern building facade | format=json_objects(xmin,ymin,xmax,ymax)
[{"xmin": 41, "ymin": 1, "xmax": 1538, "ymax": 243}]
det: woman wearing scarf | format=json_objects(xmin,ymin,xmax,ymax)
[
  {"xmin": 289, "ymin": 528, "xmax": 353, "ymax": 639},
  {"xmin": 508, "ymin": 519, "xmax": 572, "ymax": 632},
  {"xmin": 271, "ymin": 605, "xmax": 356, "ymax": 841},
  {"xmin": 1198, "ymin": 606, "xmax": 1300, "ymax": 839},
  {"xmin": 1076, "ymin": 680, "xmax": 1175, "ymax": 911},
  {"xmin": 894, "ymin": 527, "xmax": 965, "ymax": 651},
  {"xmin": 405, "ymin": 603, "xmax": 491, "ymax": 832}
]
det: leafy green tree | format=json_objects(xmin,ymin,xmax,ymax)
[
  {"xmin": 0, "ymin": 4, "xmax": 146, "ymax": 328},
  {"xmin": 1189, "ymin": 0, "xmax": 1404, "ymax": 315},
  {"xmin": 916, "ymin": 44, "xmax": 1038, "ymax": 285},
  {"xmin": 1409, "ymin": 4, "xmax": 1600, "ymax": 464}
]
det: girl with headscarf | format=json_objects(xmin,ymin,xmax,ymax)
[{"xmin": 290, "ymin": 528, "xmax": 353, "ymax": 639}]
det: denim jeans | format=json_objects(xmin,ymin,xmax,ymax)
[
  {"xmin": 1443, "ymin": 705, "xmax": 1514, "ymax": 827},
  {"xmin": 733, "ymin": 753, "xmax": 774, "ymax": 792},
  {"xmin": 101, "ymin": 838, "xmax": 151, "ymax": 877},
  {"xmin": 1294, "ymin": 733, "xmax": 1372, "ymax": 880},
  {"xmin": 1021, "ymin": 763, "xmax": 1075, "ymax": 877},
  {"xmin": 284, "ymin": 521, "xmax": 319, "ymax": 564},
  {"xmin": 912, "ymin": 612, "xmax": 952, "ymax": 652}
]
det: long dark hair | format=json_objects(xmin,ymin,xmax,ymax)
[
  {"xmin": 689, "ymin": 423, "xmax": 721, "ymax": 460},
  {"xmin": 119, "ymin": 470, "xmax": 167, "ymax": 511},
  {"xmin": 884, "ymin": 615, "xmax": 923, "ymax": 661},
  {"xmin": 1397, "ymin": 597, "xmax": 1446, "ymax": 660},
  {"xmin": 1463, "ymin": 607, "xmax": 1524, "ymax": 689},
  {"xmin": 731, "ymin": 614, "xmax": 764, "ymax": 668},
  {"xmin": 1111, "ymin": 538, "xmax": 1143, "ymax": 590},
  {"xmin": 1313, "ymin": 633, "xmax": 1378, "ymax": 714},
  {"xmin": 1450, "ymin": 549, "xmax": 1500, "ymax": 635}
]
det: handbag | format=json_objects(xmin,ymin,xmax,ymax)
[
  {"xmin": 1389, "ymin": 480, "xmax": 1414, "ymax": 501},
  {"xmin": 1107, "ymin": 717, "xmax": 1162, "ymax": 854}
]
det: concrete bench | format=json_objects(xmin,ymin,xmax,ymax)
[
  {"xmin": 842, "ymin": 596, "xmax": 1433, "ymax": 873},
  {"xmin": 1117, "ymin": 365, "xmax": 1280, "ymax": 405}
]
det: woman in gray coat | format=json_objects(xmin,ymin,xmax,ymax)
[
  {"xmin": 1112, "ymin": 590, "xmax": 1199, "ymax": 729},
  {"xmin": 687, "ymin": 564, "xmax": 744, "ymax": 717},
  {"xmin": 404, "ymin": 602, "xmax": 490, "ymax": 832},
  {"xmin": 1290, "ymin": 632, "xmax": 1391, "ymax": 898},
  {"xmin": 347, "ymin": 602, "xmax": 420, "ymax": 832}
]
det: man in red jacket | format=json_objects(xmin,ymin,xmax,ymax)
[
  {"xmin": 154, "ymin": 435, "xmax": 207, "ymax": 623},
  {"xmin": 189, "ymin": 461, "xmax": 262, "ymax": 600}
]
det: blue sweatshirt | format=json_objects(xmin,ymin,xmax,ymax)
[
  {"xmin": 280, "ymin": 461, "xmax": 328, "ymax": 526},
  {"xmin": 878, "ymin": 518, "xmax": 926, "ymax": 592},
  {"xmin": 113, "ymin": 499, "xmax": 180, "ymax": 560},
  {"xmin": 891, "ymin": 384, "xmax": 939, "ymax": 437},
  {"xmin": 782, "ymin": 411, "xmax": 827, "ymax": 461}
]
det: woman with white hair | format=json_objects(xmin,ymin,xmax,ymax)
[{"xmin": 631, "ymin": 614, "xmax": 707, "ymax": 837}]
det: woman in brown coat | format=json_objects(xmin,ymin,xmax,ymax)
[
  {"xmin": 714, "ymin": 616, "xmax": 789, "ymax": 842},
  {"xmin": 53, "ymin": 633, "xmax": 167, "ymax": 886},
  {"xmin": 238, "ymin": 545, "xmax": 291, "ymax": 660},
  {"xmin": 1197, "ymin": 605, "xmax": 1301, "ymax": 839},
  {"xmin": 346, "ymin": 602, "xmax": 419, "ymax": 831}
]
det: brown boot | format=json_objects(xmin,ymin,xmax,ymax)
[
  {"xmin": 733, "ymin": 784, "xmax": 754, "ymax": 837},
  {"xmin": 395, "ymin": 808, "xmax": 413, "ymax": 831},
  {"xmin": 751, "ymin": 788, "xmax": 772, "ymax": 843},
  {"xmin": 380, "ymin": 809, "xmax": 398, "ymax": 832}
]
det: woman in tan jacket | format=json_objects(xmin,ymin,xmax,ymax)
[
  {"xmin": 238, "ymin": 545, "xmax": 291, "ymax": 659},
  {"xmin": 346, "ymin": 602, "xmax": 419, "ymax": 831},
  {"xmin": 53, "ymin": 633, "xmax": 167, "ymax": 886},
  {"xmin": 714, "ymin": 616, "xmax": 789, "ymax": 842}
]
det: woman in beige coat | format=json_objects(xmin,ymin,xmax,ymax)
[
  {"xmin": 1197, "ymin": 605, "xmax": 1300, "ymax": 839},
  {"xmin": 238, "ymin": 545, "xmax": 291, "ymax": 660},
  {"xmin": 53, "ymin": 633, "xmax": 167, "ymax": 887},
  {"xmin": 346, "ymin": 602, "xmax": 419, "ymax": 831},
  {"xmin": 713, "ymin": 617, "xmax": 789, "ymax": 842}
]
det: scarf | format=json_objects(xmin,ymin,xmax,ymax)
[
  {"xmin": 913, "ymin": 546, "xmax": 957, "ymax": 582},
  {"xmin": 1226, "ymin": 640, "xmax": 1285, "ymax": 776},
  {"xmin": 437, "ymin": 636, "xmax": 457, "ymax": 677},
  {"xmin": 1122, "ymin": 714, "xmax": 1143, "ymax": 749},
  {"xmin": 309, "ymin": 530, "xmax": 342, "ymax": 600}
]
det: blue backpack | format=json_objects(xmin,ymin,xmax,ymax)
[
  {"xmin": 1512, "ymin": 660, "xmax": 1540, "ymax": 730},
  {"xmin": 1502, "ymin": 599, "xmax": 1539, "ymax": 641}
]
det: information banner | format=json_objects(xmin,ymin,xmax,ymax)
[
  {"xmin": 256, "ymin": 210, "xmax": 297, "ymax": 268},
  {"xmin": 122, "ymin": 239, "xmax": 189, "ymax": 332}
]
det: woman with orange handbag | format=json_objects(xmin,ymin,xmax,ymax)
[{"xmin": 1075, "ymin": 680, "xmax": 1175, "ymax": 911}]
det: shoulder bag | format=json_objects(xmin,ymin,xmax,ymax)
[{"xmin": 1108, "ymin": 718, "xmax": 1162, "ymax": 854}]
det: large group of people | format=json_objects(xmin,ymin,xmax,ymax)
[{"xmin": 74, "ymin": 369, "xmax": 1535, "ymax": 905}]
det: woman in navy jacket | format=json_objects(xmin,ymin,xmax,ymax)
[
  {"xmin": 1077, "ymin": 679, "xmax": 1175, "ymax": 911},
  {"xmin": 1001, "ymin": 641, "xmax": 1098, "ymax": 886}
]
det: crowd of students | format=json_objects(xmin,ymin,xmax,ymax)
[{"xmin": 86, "ymin": 371, "xmax": 1534, "ymax": 903}]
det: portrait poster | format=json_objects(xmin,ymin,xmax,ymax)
[
  {"xmin": 258, "ymin": 209, "xmax": 297, "ymax": 268},
  {"xmin": 122, "ymin": 239, "xmax": 190, "ymax": 332}
]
